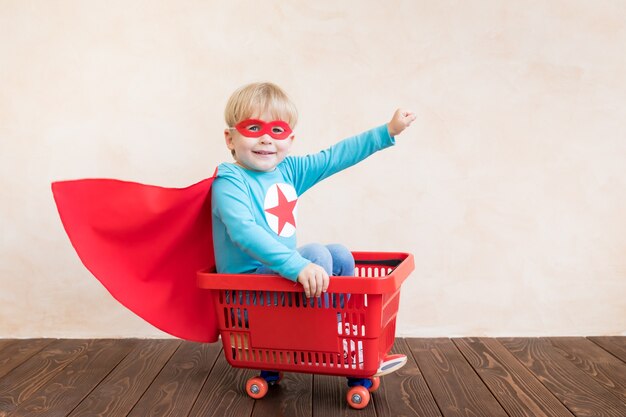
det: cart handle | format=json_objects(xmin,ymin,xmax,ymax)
[
  {"xmin": 354, "ymin": 259, "xmax": 402, "ymax": 267},
  {"xmin": 197, "ymin": 252, "xmax": 415, "ymax": 295}
]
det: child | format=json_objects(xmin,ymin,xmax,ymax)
[
  {"xmin": 212, "ymin": 82, "xmax": 415, "ymax": 296},
  {"xmin": 211, "ymin": 82, "xmax": 415, "ymax": 376}
]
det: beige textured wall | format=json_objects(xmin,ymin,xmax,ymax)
[{"xmin": 1, "ymin": 1, "xmax": 625, "ymax": 338}]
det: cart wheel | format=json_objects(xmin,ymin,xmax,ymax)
[
  {"xmin": 347, "ymin": 385, "xmax": 370, "ymax": 409},
  {"xmin": 246, "ymin": 377, "xmax": 269, "ymax": 399},
  {"xmin": 368, "ymin": 376, "xmax": 380, "ymax": 392}
]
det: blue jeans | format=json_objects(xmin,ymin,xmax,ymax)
[{"xmin": 255, "ymin": 243, "xmax": 355, "ymax": 277}]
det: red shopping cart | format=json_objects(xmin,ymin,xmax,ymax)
[{"xmin": 197, "ymin": 251, "xmax": 414, "ymax": 409}]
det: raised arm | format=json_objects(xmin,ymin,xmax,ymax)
[{"xmin": 283, "ymin": 109, "xmax": 416, "ymax": 195}]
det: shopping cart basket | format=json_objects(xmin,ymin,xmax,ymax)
[{"xmin": 197, "ymin": 251, "xmax": 414, "ymax": 409}]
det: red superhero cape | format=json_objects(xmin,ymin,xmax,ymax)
[{"xmin": 51, "ymin": 175, "xmax": 219, "ymax": 343}]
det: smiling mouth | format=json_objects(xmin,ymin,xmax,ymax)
[{"xmin": 253, "ymin": 151, "xmax": 276, "ymax": 155}]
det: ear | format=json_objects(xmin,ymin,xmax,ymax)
[{"xmin": 224, "ymin": 129, "xmax": 235, "ymax": 151}]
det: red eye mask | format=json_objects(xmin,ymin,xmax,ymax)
[{"xmin": 234, "ymin": 119, "xmax": 293, "ymax": 140}]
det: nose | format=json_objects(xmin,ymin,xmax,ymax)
[{"xmin": 259, "ymin": 134, "xmax": 273, "ymax": 144}]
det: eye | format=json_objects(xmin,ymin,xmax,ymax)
[
  {"xmin": 271, "ymin": 126, "xmax": 285, "ymax": 134},
  {"xmin": 246, "ymin": 125, "xmax": 261, "ymax": 132}
]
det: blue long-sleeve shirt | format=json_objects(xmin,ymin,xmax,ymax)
[{"xmin": 211, "ymin": 123, "xmax": 395, "ymax": 280}]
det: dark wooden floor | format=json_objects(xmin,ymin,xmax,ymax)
[{"xmin": 0, "ymin": 337, "xmax": 624, "ymax": 417}]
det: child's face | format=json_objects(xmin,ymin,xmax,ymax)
[{"xmin": 224, "ymin": 111, "xmax": 295, "ymax": 172}]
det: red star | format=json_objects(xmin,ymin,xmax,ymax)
[{"xmin": 265, "ymin": 186, "xmax": 297, "ymax": 235}]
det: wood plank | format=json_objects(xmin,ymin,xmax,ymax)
[
  {"xmin": 251, "ymin": 371, "xmax": 312, "ymax": 417},
  {"xmin": 1, "ymin": 337, "xmax": 624, "ymax": 417},
  {"xmin": 0, "ymin": 341, "xmax": 13, "ymax": 352},
  {"xmin": 589, "ymin": 337, "xmax": 626, "ymax": 363},
  {"xmin": 407, "ymin": 338, "xmax": 509, "ymax": 417},
  {"xmin": 9, "ymin": 339, "xmax": 137, "ymax": 417},
  {"xmin": 67, "ymin": 339, "xmax": 181, "ymax": 417},
  {"xmin": 312, "ymin": 373, "xmax": 376, "ymax": 417},
  {"xmin": 187, "ymin": 348, "xmax": 255, "ymax": 417},
  {"xmin": 499, "ymin": 338, "xmax": 626, "ymax": 417},
  {"xmin": 127, "ymin": 341, "xmax": 221, "ymax": 417},
  {"xmin": 0, "ymin": 339, "xmax": 94, "ymax": 415},
  {"xmin": 0, "ymin": 339, "xmax": 54, "ymax": 379},
  {"xmin": 453, "ymin": 338, "xmax": 574, "ymax": 417},
  {"xmin": 374, "ymin": 339, "xmax": 442, "ymax": 417},
  {"xmin": 548, "ymin": 337, "xmax": 626, "ymax": 403}
]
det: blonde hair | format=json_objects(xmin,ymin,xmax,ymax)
[{"xmin": 224, "ymin": 82, "xmax": 298, "ymax": 128}]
